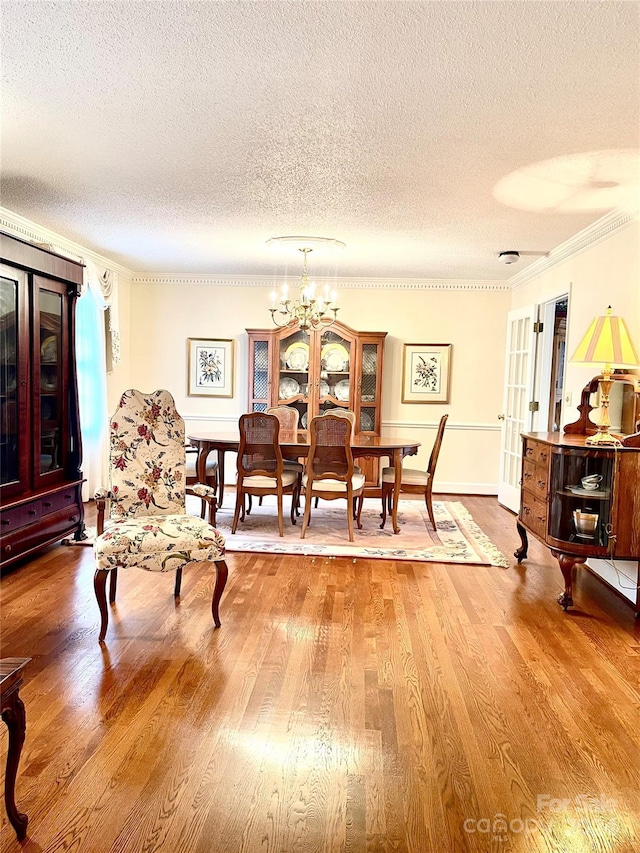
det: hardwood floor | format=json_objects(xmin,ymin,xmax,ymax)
[{"xmin": 1, "ymin": 496, "xmax": 640, "ymax": 852}]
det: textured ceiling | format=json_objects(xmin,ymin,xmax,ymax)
[{"xmin": 2, "ymin": 1, "xmax": 639, "ymax": 280}]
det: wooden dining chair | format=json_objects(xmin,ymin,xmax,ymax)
[
  {"xmin": 380, "ymin": 414, "xmax": 448, "ymax": 530},
  {"xmin": 301, "ymin": 414, "xmax": 365, "ymax": 542},
  {"xmin": 266, "ymin": 406, "xmax": 304, "ymax": 513},
  {"xmin": 314, "ymin": 409, "xmax": 361, "ymax": 507},
  {"xmin": 233, "ymin": 412, "xmax": 299, "ymax": 537}
]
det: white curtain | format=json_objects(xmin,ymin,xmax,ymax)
[{"xmin": 76, "ymin": 263, "xmax": 110, "ymax": 501}]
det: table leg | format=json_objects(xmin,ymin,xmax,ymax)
[
  {"xmin": 392, "ymin": 448, "xmax": 402, "ymax": 534},
  {"xmin": 2, "ymin": 688, "xmax": 28, "ymax": 840},
  {"xmin": 217, "ymin": 449, "xmax": 226, "ymax": 509}
]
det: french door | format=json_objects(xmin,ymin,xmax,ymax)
[{"xmin": 498, "ymin": 306, "xmax": 538, "ymax": 512}]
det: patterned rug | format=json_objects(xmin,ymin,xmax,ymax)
[{"xmin": 207, "ymin": 497, "xmax": 509, "ymax": 567}]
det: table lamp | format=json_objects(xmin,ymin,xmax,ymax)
[{"xmin": 570, "ymin": 306, "xmax": 640, "ymax": 445}]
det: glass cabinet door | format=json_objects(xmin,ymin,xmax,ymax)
[
  {"xmin": 0, "ymin": 273, "xmax": 24, "ymax": 488},
  {"xmin": 249, "ymin": 336, "xmax": 271, "ymax": 412},
  {"xmin": 37, "ymin": 285, "xmax": 64, "ymax": 476},
  {"xmin": 549, "ymin": 448, "xmax": 613, "ymax": 550},
  {"xmin": 356, "ymin": 341, "xmax": 381, "ymax": 433},
  {"xmin": 278, "ymin": 328, "xmax": 311, "ymax": 429},
  {"xmin": 318, "ymin": 327, "xmax": 352, "ymax": 417}
]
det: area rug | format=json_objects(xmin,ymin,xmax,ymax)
[{"xmin": 206, "ymin": 498, "xmax": 509, "ymax": 567}]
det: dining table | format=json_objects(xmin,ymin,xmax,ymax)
[{"xmin": 187, "ymin": 430, "xmax": 420, "ymax": 535}]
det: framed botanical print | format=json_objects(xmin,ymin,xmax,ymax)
[
  {"xmin": 187, "ymin": 338, "xmax": 234, "ymax": 397},
  {"xmin": 402, "ymin": 343, "xmax": 451, "ymax": 403}
]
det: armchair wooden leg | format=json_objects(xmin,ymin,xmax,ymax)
[
  {"xmin": 211, "ymin": 560, "xmax": 228, "ymax": 628},
  {"xmin": 94, "ymin": 569, "xmax": 109, "ymax": 643},
  {"xmin": 108, "ymin": 568, "xmax": 118, "ymax": 604},
  {"xmin": 347, "ymin": 495, "xmax": 355, "ymax": 542},
  {"xmin": 174, "ymin": 567, "xmax": 183, "ymax": 597}
]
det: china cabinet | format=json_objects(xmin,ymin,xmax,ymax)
[
  {"xmin": 516, "ymin": 431, "xmax": 640, "ymax": 613},
  {"xmin": 0, "ymin": 232, "xmax": 84, "ymax": 569},
  {"xmin": 246, "ymin": 321, "xmax": 386, "ymax": 486}
]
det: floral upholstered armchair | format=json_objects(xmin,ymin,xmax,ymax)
[{"xmin": 93, "ymin": 389, "xmax": 228, "ymax": 642}]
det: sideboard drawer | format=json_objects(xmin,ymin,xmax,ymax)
[
  {"xmin": 521, "ymin": 493, "xmax": 547, "ymax": 539},
  {"xmin": 0, "ymin": 501, "xmax": 43, "ymax": 533}
]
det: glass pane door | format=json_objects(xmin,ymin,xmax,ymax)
[
  {"xmin": 0, "ymin": 275, "xmax": 20, "ymax": 485},
  {"xmin": 278, "ymin": 328, "xmax": 310, "ymax": 429},
  {"xmin": 319, "ymin": 327, "xmax": 352, "ymax": 416},
  {"xmin": 39, "ymin": 289, "xmax": 63, "ymax": 474}
]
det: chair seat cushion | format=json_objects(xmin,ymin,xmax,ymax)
[
  {"xmin": 94, "ymin": 514, "xmax": 225, "ymax": 572},
  {"xmin": 302, "ymin": 472, "xmax": 366, "ymax": 492},
  {"xmin": 186, "ymin": 456, "xmax": 218, "ymax": 477},
  {"xmin": 381, "ymin": 467, "xmax": 430, "ymax": 486},
  {"xmin": 240, "ymin": 470, "xmax": 298, "ymax": 489}
]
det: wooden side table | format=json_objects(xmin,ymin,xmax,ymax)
[{"xmin": 1, "ymin": 657, "xmax": 31, "ymax": 840}]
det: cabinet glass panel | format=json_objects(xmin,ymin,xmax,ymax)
[
  {"xmin": 549, "ymin": 449, "xmax": 613, "ymax": 548},
  {"xmin": 361, "ymin": 343, "xmax": 379, "ymax": 403},
  {"xmin": 39, "ymin": 289, "xmax": 63, "ymax": 474},
  {"xmin": 320, "ymin": 328, "xmax": 351, "ymax": 405},
  {"xmin": 0, "ymin": 276, "xmax": 19, "ymax": 485},
  {"xmin": 252, "ymin": 339, "xmax": 269, "ymax": 411},
  {"xmin": 278, "ymin": 329, "xmax": 310, "ymax": 430}
]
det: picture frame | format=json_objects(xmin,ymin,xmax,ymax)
[
  {"xmin": 187, "ymin": 338, "xmax": 234, "ymax": 397},
  {"xmin": 402, "ymin": 343, "xmax": 452, "ymax": 403}
]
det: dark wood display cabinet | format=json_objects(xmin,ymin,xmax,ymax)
[
  {"xmin": 246, "ymin": 320, "xmax": 386, "ymax": 488},
  {"xmin": 0, "ymin": 232, "xmax": 84, "ymax": 570},
  {"xmin": 516, "ymin": 429, "xmax": 640, "ymax": 613}
]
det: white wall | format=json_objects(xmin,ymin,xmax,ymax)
[
  {"xmin": 129, "ymin": 281, "xmax": 511, "ymax": 492},
  {"xmin": 511, "ymin": 218, "xmax": 640, "ymax": 421}
]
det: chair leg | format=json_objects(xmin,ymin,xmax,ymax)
[
  {"xmin": 356, "ymin": 493, "xmax": 364, "ymax": 529},
  {"xmin": 211, "ymin": 559, "xmax": 229, "ymax": 628},
  {"xmin": 231, "ymin": 490, "xmax": 243, "ymax": 534},
  {"xmin": 109, "ymin": 568, "xmax": 118, "ymax": 604},
  {"xmin": 277, "ymin": 492, "xmax": 284, "ymax": 537},
  {"xmin": 94, "ymin": 569, "xmax": 109, "ymax": 643},
  {"xmin": 347, "ymin": 494, "xmax": 355, "ymax": 542},
  {"xmin": 380, "ymin": 484, "xmax": 389, "ymax": 529},
  {"xmin": 290, "ymin": 486, "xmax": 297, "ymax": 525},
  {"xmin": 246, "ymin": 495, "xmax": 253, "ymax": 515},
  {"xmin": 301, "ymin": 489, "xmax": 312, "ymax": 539},
  {"xmin": 174, "ymin": 567, "xmax": 183, "ymax": 597},
  {"xmin": 425, "ymin": 483, "xmax": 436, "ymax": 529}
]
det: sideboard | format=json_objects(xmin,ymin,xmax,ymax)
[{"xmin": 516, "ymin": 431, "xmax": 640, "ymax": 612}]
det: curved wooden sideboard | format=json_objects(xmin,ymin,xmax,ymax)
[{"xmin": 515, "ymin": 432, "xmax": 640, "ymax": 613}]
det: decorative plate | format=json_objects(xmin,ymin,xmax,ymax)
[
  {"xmin": 285, "ymin": 341, "xmax": 309, "ymax": 370},
  {"xmin": 334, "ymin": 379, "xmax": 350, "ymax": 401},
  {"xmin": 301, "ymin": 411, "xmax": 308, "ymax": 429},
  {"xmin": 361, "ymin": 412, "xmax": 374, "ymax": 431},
  {"xmin": 567, "ymin": 485, "xmax": 610, "ymax": 497},
  {"xmin": 279, "ymin": 377, "xmax": 300, "ymax": 399},
  {"xmin": 321, "ymin": 342, "xmax": 349, "ymax": 372},
  {"xmin": 40, "ymin": 335, "xmax": 58, "ymax": 363},
  {"xmin": 319, "ymin": 379, "xmax": 330, "ymax": 397}
]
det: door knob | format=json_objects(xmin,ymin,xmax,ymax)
[{"xmin": 498, "ymin": 414, "xmax": 505, "ymax": 420}]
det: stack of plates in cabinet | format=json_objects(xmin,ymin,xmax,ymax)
[{"xmin": 279, "ymin": 377, "xmax": 300, "ymax": 399}]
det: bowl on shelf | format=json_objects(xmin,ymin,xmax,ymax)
[
  {"xmin": 573, "ymin": 510, "xmax": 599, "ymax": 537},
  {"xmin": 581, "ymin": 474, "xmax": 603, "ymax": 490}
]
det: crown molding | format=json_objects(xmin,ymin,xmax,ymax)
[
  {"xmin": 0, "ymin": 208, "xmax": 135, "ymax": 279},
  {"xmin": 133, "ymin": 273, "xmax": 511, "ymax": 292},
  {"xmin": 508, "ymin": 207, "xmax": 639, "ymax": 290}
]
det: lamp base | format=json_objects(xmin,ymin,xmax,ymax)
[{"xmin": 585, "ymin": 430, "xmax": 622, "ymax": 447}]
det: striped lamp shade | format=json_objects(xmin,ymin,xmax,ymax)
[{"xmin": 571, "ymin": 306, "xmax": 640, "ymax": 368}]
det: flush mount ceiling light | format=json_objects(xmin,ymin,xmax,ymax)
[
  {"xmin": 267, "ymin": 236, "xmax": 346, "ymax": 331},
  {"xmin": 499, "ymin": 251, "xmax": 520, "ymax": 264},
  {"xmin": 494, "ymin": 148, "xmax": 640, "ymax": 213}
]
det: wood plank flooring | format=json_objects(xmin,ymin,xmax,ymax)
[{"xmin": 1, "ymin": 496, "xmax": 640, "ymax": 852}]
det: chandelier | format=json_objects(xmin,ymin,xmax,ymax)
[{"xmin": 267, "ymin": 236, "xmax": 345, "ymax": 331}]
